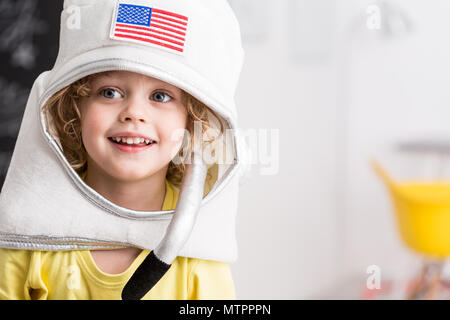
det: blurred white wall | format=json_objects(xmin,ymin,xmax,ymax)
[
  {"xmin": 340, "ymin": 0, "xmax": 450, "ymax": 292},
  {"xmin": 229, "ymin": 0, "xmax": 344, "ymax": 299},
  {"xmin": 230, "ymin": 0, "xmax": 450, "ymax": 299}
]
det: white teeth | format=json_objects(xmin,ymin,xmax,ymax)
[{"xmin": 112, "ymin": 137, "xmax": 152, "ymax": 145}]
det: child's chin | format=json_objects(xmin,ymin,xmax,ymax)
[{"xmin": 111, "ymin": 168, "xmax": 161, "ymax": 182}]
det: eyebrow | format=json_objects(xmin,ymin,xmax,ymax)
[
  {"xmin": 91, "ymin": 72, "xmax": 182, "ymax": 93},
  {"xmin": 94, "ymin": 71, "xmax": 115, "ymax": 79}
]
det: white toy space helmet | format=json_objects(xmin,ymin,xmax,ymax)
[{"xmin": 0, "ymin": 0, "xmax": 246, "ymax": 300}]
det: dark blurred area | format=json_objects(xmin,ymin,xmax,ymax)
[{"xmin": 0, "ymin": 0, "xmax": 62, "ymax": 190}]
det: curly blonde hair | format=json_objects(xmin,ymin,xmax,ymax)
[{"xmin": 41, "ymin": 72, "xmax": 224, "ymax": 189}]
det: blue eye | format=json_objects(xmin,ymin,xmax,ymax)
[
  {"xmin": 151, "ymin": 91, "xmax": 172, "ymax": 103},
  {"xmin": 101, "ymin": 88, "xmax": 122, "ymax": 99}
]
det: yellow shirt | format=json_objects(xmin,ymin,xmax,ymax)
[{"xmin": 0, "ymin": 180, "xmax": 236, "ymax": 300}]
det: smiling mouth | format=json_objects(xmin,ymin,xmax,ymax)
[{"xmin": 108, "ymin": 137, "xmax": 157, "ymax": 147}]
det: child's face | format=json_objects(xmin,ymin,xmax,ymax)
[{"xmin": 79, "ymin": 70, "xmax": 187, "ymax": 182}]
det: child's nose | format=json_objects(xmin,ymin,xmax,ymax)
[{"xmin": 119, "ymin": 95, "xmax": 150, "ymax": 123}]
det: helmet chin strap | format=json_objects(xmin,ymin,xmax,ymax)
[{"xmin": 122, "ymin": 151, "xmax": 207, "ymax": 300}]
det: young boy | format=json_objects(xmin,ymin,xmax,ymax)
[{"xmin": 0, "ymin": 0, "xmax": 246, "ymax": 300}]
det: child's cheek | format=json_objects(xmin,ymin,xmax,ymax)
[
  {"xmin": 161, "ymin": 126, "xmax": 187, "ymax": 160},
  {"xmin": 80, "ymin": 108, "xmax": 106, "ymax": 147}
]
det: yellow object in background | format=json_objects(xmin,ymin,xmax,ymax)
[{"xmin": 372, "ymin": 161, "xmax": 450, "ymax": 257}]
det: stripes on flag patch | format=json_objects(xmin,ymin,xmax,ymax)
[{"xmin": 110, "ymin": 2, "xmax": 189, "ymax": 55}]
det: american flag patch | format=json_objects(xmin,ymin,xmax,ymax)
[{"xmin": 110, "ymin": 2, "xmax": 189, "ymax": 54}]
